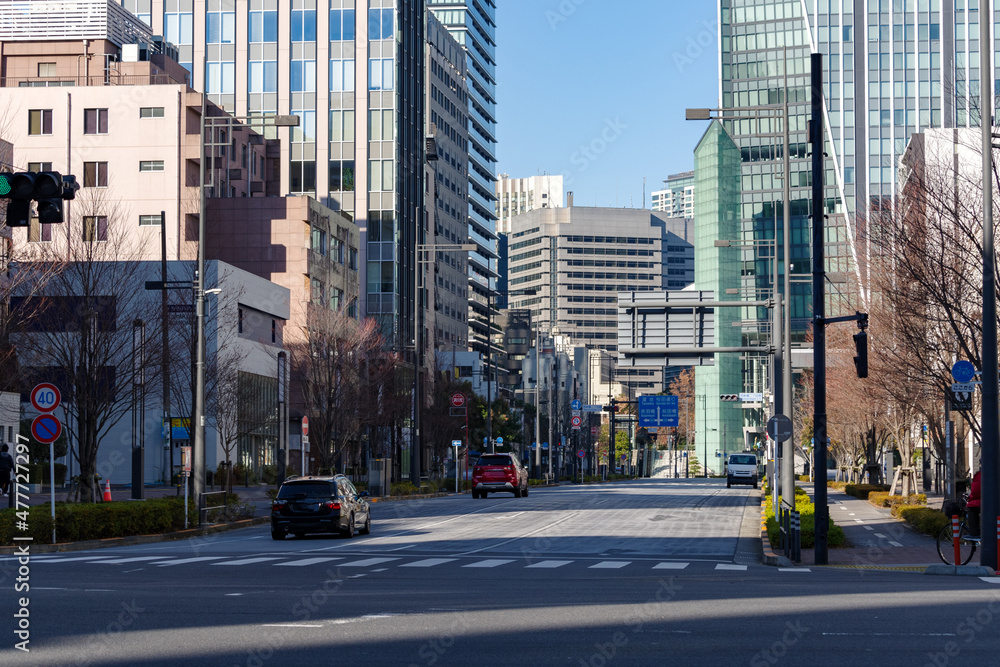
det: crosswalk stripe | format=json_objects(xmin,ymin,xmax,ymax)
[
  {"xmin": 715, "ymin": 564, "xmax": 747, "ymax": 571},
  {"xmin": 97, "ymin": 556, "xmax": 171, "ymax": 564},
  {"xmin": 339, "ymin": 557, "xmax": 399, "ymax": 567},
  {"xmin": 155, "ymin": 557, "xmax": 226, "ymax": 567},
  {"xmin": 653, "ymin": 562, "xmax": 689, "ymax": 570},
  {"xmin": 400, "ymin": 558, "xmax": 457, "ymax": 568},
  {"xmin": 463, "ymin": 559, "xmax": 514, "ymax": 568},
  {"xmin": 274, "ymin": 557, "xmax": 344, "ymax": 567},
  {"xmin": 888, "ymin": 541, "xmax": 903, "ymax": 547},
  {"xmin": 779, "ymin": 568, "xmax": 811, "ymax": 572},
  {"xmin": 32, "ymin": 556, "xmax": 119, "ymax": 563},
  {"xmin": 526, "ymin": 560, "xmax": 573, "ymax": 569},
  {"xmin": 590, "ymin": 561, "xmax": 630, "ymax": 569},
  {"xmin": 213, "ymin": 557, "xmax": 284, "ymax": 566}
]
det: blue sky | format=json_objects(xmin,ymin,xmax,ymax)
[{"xmin": 495, "ymin": 0, "xmax": 720, "ymax": 208}]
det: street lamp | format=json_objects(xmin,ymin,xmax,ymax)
[
  {"xmin": 688, "ymin": 96, "xmax": 794, "ymax": 505},
  {"xmin": 195, "ymin": 104, "xmax": 298, "ymax": 525},
  {"xmin": 414, "ymin": 243, "xmax": 475, "ymax": 481}
]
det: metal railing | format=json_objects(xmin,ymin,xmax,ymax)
[
  {"xmin": 2, "ymin": 74, "xmax": 181, "ymax": 88},
  {"xmin": 199, "ymin": 490, "xmax": 228, "ymax": 526}
]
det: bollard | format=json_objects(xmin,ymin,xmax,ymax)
[
  {"xmin": 792, "ymin": 511, "xmax": 801, "ymax": 563},
  {"xmin": 953, "ymin": 515, "xmax": 961, "ymax": 565}
]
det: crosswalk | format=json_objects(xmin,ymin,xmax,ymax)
[{"xmin": 13, "ymin": 553, "xmax": 804, "ymax": 574}]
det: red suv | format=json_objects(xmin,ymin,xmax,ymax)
[{"xmin": 472, "ymin": 453, "xmax": 528, "ymax": 498}]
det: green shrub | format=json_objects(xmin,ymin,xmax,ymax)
[
  {"xmin": 764, "ymin": 493, "xmax": 846, "ymax": 549},
  {"xmin": 898, "ymin": 506, "xmax": 950, "ymax": 536},
  {"xmin": 391, "ymin": 481, "xmax": 419, "ymax": 496},
  {"xmin": 0, "ymin": 497, "xmax": 199, "ymax": 546},
  {"xmin": 797, "ymin": 475, "xmax": 810, "ymax": 482},
  {"xmin": 844, "ymin": 483, "xmax": 889, "ymax": 500},
  {"xmin": 828, "ymin": 481, "xmax": 847, "ymax": 491}
]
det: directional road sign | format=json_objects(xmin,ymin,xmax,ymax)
[
  {"xmin": 570, "ymin": 399, "xmax": 582, "ymax": 410},
  {"xmin": 637, "ymin": 395, "xmax": 679, "ymax": 428},
  {"xmin": 31, "ymin": 414, "xmax": 61, "ymax": 444},
  {"xmin": 31, "ymin": 383, "xmax": 61, "ymax": 413},
  {"xmin": 582, "ymin": 404, "xmax": 602, "ymax": 412}
]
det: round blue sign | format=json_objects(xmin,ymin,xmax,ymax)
[
  {"xmin": 952, "ymin": 360, "xmax": 976, "ymax": 383},
  {"xmin": 570, "ymin": 399, "xmax": 582, "ymax": 410}
]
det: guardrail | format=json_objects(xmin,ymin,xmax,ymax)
[{"xmin": 199, "ymin": 490, "xmax": 228, "ymax": 526}]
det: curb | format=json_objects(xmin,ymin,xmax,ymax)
[
  {"xmin": 759, "ymin": 494, "xmax": 793, "ymax": 567},
  {"xmin": 925, "ymin": 564, "xmax": 996, "ymax": 577},
  {"xmin": 0, "ymin": 516, "xmax": 271, "ymax": 555}
]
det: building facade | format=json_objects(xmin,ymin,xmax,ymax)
[
  {"xmin": 495, "ymin": 174, "xmax": 564, "ymax": 235},
  {"xmin": 425, "ymin": 10, "xmax": 471, "ymax": 353},
  {"xmin": 651, "ymin": 171, "xmax": 695, "ymax": 219},
  {"xmin": 115, "ymin": 0, "xmax": 424, "ymax": 351},
  {"xmin": 427, "ymin": 0, "xmax": 499, "ymax": 356}
]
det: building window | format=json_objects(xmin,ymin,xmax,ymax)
[
  {"xmin": 84, "ymin": 108, "xmax": 108, "ymax": 134},
  {"xmin": 27, "ymin": 162, "xmax": 52, "ymax": 173},
  {"xmin": 83, "ymin": 162, "xmax": 108, "ymax": 187},
  {"xmin": 140, "ymin": 107, "xmax": 165, "ymax": 118},
  {"xmin": 328, "ymin": 160, "xmax": 355, "ymax": 192},
  {"xmin": 238, "ymin": 307, "xmax": 244, "ymax": 333},
  {"xmin": 83, "ymin": 216, "xmax": 108, "ymax": 242},
  {"xmin": 349, "ymin": 247, "xmax": 358, "ymax": 270},
  {"xmin": 291, "ymin": 9, "xmax": 317, "ymax": 42},
  {"xmin": 38, "ymin": 62, "xmax": 56, "ymax": 77},
  {"xmin": 347, "ymin": 297, "xmax": 358, "ymax": 319},
  {"xmin": 28, "ymin": 110, "xmax": 52, "ymax": 135},
  {"xmin": 271, "ymin": 319, "xmax": 276, "ymax": 343},
  {"xmin": 368, "ymin": 58, "xmax": 394, "ymax": 91},
  {"xmin": 291, "ymin": 60, "xmax": 316, "ymax": 93},
  {"xmin": 330, "ymin": 8, "xmax": 355, "ymax": 40},
  {"xmin": 28, "ymin": 217, "xmax": 52, "ymax": 243},
  {"xmin": 330, "ymin": 288, "xmax": 344, "ymax": 311},
  {"xmin": 139, "ymin": 214, "xmax": 162, "ymax": 226},
  {"xmin": 249, "ymin": 10, "xmax": 277, "ymax": 42},
  {"xmin": 368, "ymin": 8, "xmax": 393, "ymax": 40},
  {"xmin": 249, "ymin": 61, "xmax": 277, "ymax": 93},
  {"xmin": 206, "ymin": 62, "xmax": 235, "ymax": 95},
  {"xmin": 139, "ymin": 160, "xmax": 165, "ymax": 172},
  {"xmin": 206, "ymin": 10, "xmax": 235, "ymax": 44},
  {"xmin": 329, "ymin": 59, "xmax": 355, "ymax": 92}
]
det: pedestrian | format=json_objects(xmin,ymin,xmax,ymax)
[
  {"xmin": 0, "ymin": 443, "xmax": 14, "ymax": 498},
  {"xmin": 968, "ymin": 465, "xmax": 982, "ymax": 537}
]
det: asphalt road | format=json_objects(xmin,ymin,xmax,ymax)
[{"xmin": 2, "ymin": 478, "xmax": 999, "ymax": 666}]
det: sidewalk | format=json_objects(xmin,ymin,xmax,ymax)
[
  {"xmin": 10, "ymin": 483, "xmax": 275, "ymax": 513},
  {"xmin": 776, "ymin": 481, "xmax": 950, "ymax": 569}
]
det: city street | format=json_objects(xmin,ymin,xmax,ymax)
[{"xmin": 2, "ymin": 478, "xmax": 1000, "ymax": 666}]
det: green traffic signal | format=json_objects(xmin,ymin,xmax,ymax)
[{"xmin": 0, "ymin": 173, "xmax": 12, "ymax": 197}]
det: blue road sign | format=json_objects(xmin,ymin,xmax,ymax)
[
  {"xmin": 952, "ymin": 360, "xmax": 976, "ymax": 383},
  {"xmin": 570, "ymin": 399, "xmax": 582, "ymax": 410},
  {"xmin": 496, "ymin": 436, "xmax": 503, "ymax": 445},
  {"xmin": 637, "ymin": 395, "xmax": 679, "ymax": 428}
]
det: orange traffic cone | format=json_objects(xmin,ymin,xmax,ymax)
[{"xmin": 102, "ymin": 479, "xmax": 112, "ymax": 502}]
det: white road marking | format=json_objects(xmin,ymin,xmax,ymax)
[
  {"xmin": 854, "ymin": 519, "xmax": 864, "ymax": 523},
  {"xmin": 779, "ymin": 568, "xmax": 811, "ymax": 572},
  {"xmin": 863, "ymin": 526, "xmax": 875, "ymax": 531},
  {"xmin": 848, "ymin": 513, "xmax": 856, "ymax": 516},
  {"xmin": 339, "ymin": 557, "xmax": 400, "ymax": 568},
  {"xmin": 274, "ymin": 557, "xmax": 343, "ymax": 567},
  {"xmin": 262, "ymin": 624, "xmax": 324, "ymax": 628},
  {"xmin": 979, "ymin": 577, "xmax": 1000, "ymax": 584},
  {"xmin": 400, "ymin": 558, "xmax": 457, "ymax": 568},
  {"xmin": 31, "ymin": 556, "xmax": 119, "ymax": 563},
  {"xmin": 653, "ymin": 562, "xmax": 689, "ymax": 570},
  {"xmin": 386, "ymin": 544, "xmax": 416, "ymax": 551},
  {"xmin": 463, "ymin": 559, "xmax": 515, "ymax": 568},
  {"xmin": 155, "ymin": 557, "xmax": 226, "ymax": 566},
  {"xmin": 715, "ymin": 564, "xmax": 747, "ymax": 571},
  {"xmin": 213, "ymin": 557, "xmax": 284, "ymax": 566},
  {"xmin": 874, "ymin": 533, "xmax": 887, "ymax": 539},
  {"xmin": 888, "ymin": 541, "xmax": 904, "ymax": 547},
  {"xmin": 526, "ymin": 560, "xmax": 573, "ymax": 569},
  {"xmin": 590, "ymin": 561, "xmax": 630, "ymax": 569},
  {"xmin": 97, "ymin": 556, "xmax": 171, "ymax": 564}
]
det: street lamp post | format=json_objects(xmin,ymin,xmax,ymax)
[{"xmin": 195, "ymin": 105, "xmax": 298, "ymax": 525}]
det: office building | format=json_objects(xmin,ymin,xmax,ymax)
[
  {"xmin": 425, "ymin": 10, "xmax": 471, "ymax": 353},
  {"xmin": 427, "ymin": 0, "xmax": 499, "ymax": 355},
  {"xmin": 118, "ymin": 0, "xmax": 425, "ymax": 352},
  {"xmin": 651, "ymin": 171, "xmax": 695, "ymax": 219},
  {"xmin": 496, "ymin": 174, "xmax": 564, "ymax": 235}
]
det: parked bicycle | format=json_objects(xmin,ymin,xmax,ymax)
[{"xmin": 936, "ymin": 494, "xmax": 979, "ymax": 565}]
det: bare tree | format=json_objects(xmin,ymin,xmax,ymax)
[{"xmin": 13, "ymin": 188, "xmax": 159, "ymax": 502}]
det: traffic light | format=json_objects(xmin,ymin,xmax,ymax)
[
  {"xmin": 853, "ymin": 330, "xmax": 868, "ymax": 378},
  {"xmin": 720, "ymin": 394, "xmax": 740, "ymax": 402},
  {"xmin": 0, "ymin": 171, "xmax": 76, "ymax": 226}
]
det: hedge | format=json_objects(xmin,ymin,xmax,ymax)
[
  {"xmin": 764, "ymin": 492, "xmax": 846, "ymax": 549},
  {"xmin": 0, "ymin": 497, "xmax": 198, "ymax": 546},
  {"xmin": 844, "ymin": 483, "xmax": 890, "ymax": 500},
  {"xmin": 867, "ymin": 492, "xmax": 926, "ymax": 511},
  {"xmin": 898, "ymin": 506, "xmax": 950, "ymax": 537}
]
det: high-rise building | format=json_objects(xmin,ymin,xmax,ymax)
[
  {"xmin": 650, "ymin": 171, "xmax": 694, "ymax": 219},
  {"xmin": 425, "ymin": 10, "xmax": 471, "ymax": 352},
  {"xmin": 495, "ymin": 174, "xmax": 564, "ymax": 235},
  {"xmin": 427, "ymin": 0, "xmax": 498, "ymax": 356},
  {"xmin": 122, "ymin": 1, "xmax": 425, "ymax": 351}
]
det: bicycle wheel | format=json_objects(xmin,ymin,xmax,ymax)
[{"xmin": 937, "ymin": 523, "xmax": 977, "ymax": 565}]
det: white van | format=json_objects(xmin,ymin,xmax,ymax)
[{"xmin": 727, "ymin": 453, "xmax": 758, "ymax": 489}]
